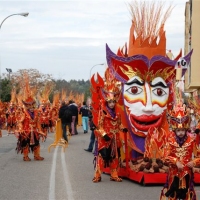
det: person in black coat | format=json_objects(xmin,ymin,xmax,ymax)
[
  {"xmin": 58, "ymin": 101, "xmax": 72, "ymax": 142},
  {"xmin": 68, "ymin": 100, "xmax": 79, "ymax": 135}
]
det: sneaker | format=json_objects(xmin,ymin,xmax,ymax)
[{"xmin": 84, "ymin": 149, "xmax": 92, "ymax": 152}]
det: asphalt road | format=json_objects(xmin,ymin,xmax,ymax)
[{"xmin": 1, "ymin": 127, "xmax": 200, "ymax": 200}]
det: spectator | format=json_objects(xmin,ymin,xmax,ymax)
[
  {"xmin": 79, "ymin": 101, "xmax": 89, "ymax": 133},
  {"xmin": 68, "ymin": 100, "xmax": 79, "ymax": 135},
  {"xmin": 84, "ymin": 110, "xmax": 96, "ymax": 152},
  {"xmin": 58, "ymin": 101, "xmax": 72, "ymax": 142}
]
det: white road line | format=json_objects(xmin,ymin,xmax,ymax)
[
  {"xmin": 49, "ymin": 146, "xmax": 58, "ymax": 200},
  {"xmin": 61, "ymin": 150, "xmax": 74, "ymax": 200}
]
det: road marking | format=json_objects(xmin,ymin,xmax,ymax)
[
  {"xmin": 61, "ymin": 150, "xmax": 74, "ymax": 200},
  {"xmin": 49, "ymin": 146, "xmax": 58, "ymax": 200}
]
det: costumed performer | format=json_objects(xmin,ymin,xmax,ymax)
[
  {"xmin": 91, "ymin": 68, "xmax": 128, "ymax": 183},
  {"xmin": 15, "ymin": 74, "xmax": 46, "ymax": 161},
  {"xmin": 160, "ymin": 89, "xmax": 200, "ymax": 200}
]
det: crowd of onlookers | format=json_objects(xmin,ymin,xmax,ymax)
[{"xmin": 58, "ymin": 99, "xmax": 95, "ymax": 151}]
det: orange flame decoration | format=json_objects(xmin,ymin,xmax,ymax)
[
  {"xmin": 119, "ymin": 1, "xmax": 174, "ymax": 58},
  {"xmin": 38, "ymin": 83, "xmax": 52, "ymax": 104},
  {"xmin": 91, "ymin": 68, "xmax": 123, "ymax": 127},
  {"xmin": 90, "ymin": 73, "xmax": 104, "ymax": 126},
  {"xmin": 10, "ymin": 88, "xmax": 17, "ymax": 105},
  {"xmin": 52, "ymin": 91, "xmax": 60, "ymax": 107},
  {"xmin": 61, "ymin": 89, "xmax": 67, "ymax": 102},
  {"xmin": 75, "ymin": 93, "xmax": 84, "ymax": 105},
  {"xmin": 16, "ymin": 92, "xmax": 24, "ymax": 107},
  {"xmin": 21, "ymin": 73, "xmax": 37, "ymax": 105},
  {"xmin": 68, "ymin": 91, "xmax": 74, "ymax": 102}
]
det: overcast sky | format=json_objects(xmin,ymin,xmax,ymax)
[{"xmin": 0, "ymin": 0, "xmax": 188, "ymax": 81}]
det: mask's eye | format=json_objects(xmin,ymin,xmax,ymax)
[
  {"xmin": 126, "ymin": 86, "xmax": 143, "ymax": 95},
  {"xmin": 152, "ymin": 88, "xmax": 166, "ymax": 97}
]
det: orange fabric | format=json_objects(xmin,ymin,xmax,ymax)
[{"xmin": 96, "ymin": 106, "xmax": 122, "ymax": 151}]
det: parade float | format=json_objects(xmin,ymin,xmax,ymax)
[{"xmin": 90, "ymin": 1, "xmax": 199, "ymax": 185}]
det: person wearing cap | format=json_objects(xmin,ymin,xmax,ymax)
[{"xmin": 160, "ymin": 98, "xmax": 200, "ymax": 200}]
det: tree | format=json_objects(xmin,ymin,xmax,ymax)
[
  {"xmin": 0, "ymin": 78, "xmax": 12, "ymax": 102},
  {"xmin": 11, "ymin": 69, "xmax": 56, "ymax": 103},
  {"xmin": 10, "ymin": 69, "xmax": 55, "ymax": 92},
  {"xmin": 0, "ymin": 68, "xmax": 91, "ymax": 103}
]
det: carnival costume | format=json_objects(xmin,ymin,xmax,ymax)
[
  {"xmin": 6, "ymin": 89, "xmax": 17, "ymax": 135},
  {"xmin": 16, "ymin": 74, "xmax": 46, "ymax": 161},
  {"xmin": 160, "ymin": 90, "xmax": 200, "ymax": 200},
  {"xmin": 50, "ymin": 91, "xmax": 60, "ymax": 133},
  {"xmin": 91, "ymin": 69, "xmax": 127, "ymax": 183},
  {"xmin": 0, "ymin": 101, "xmax": 6, "ymax": 137},
  {"xmin": 38, "ymin": 84, "xmax": 52, "ymax": 135}
]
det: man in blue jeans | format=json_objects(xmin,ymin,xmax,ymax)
[
  {"xmin": 84, "ymin": 113, "xmax": 96, "ymax": 152},
  {"xmin": 79, "ymin": 101, "xmax": 89, "ymax": 133},
  {"xmin": 58, "ymin": 101, "xmax": 72, "ymax": 142}
]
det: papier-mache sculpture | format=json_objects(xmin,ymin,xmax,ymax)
[{"xmin": 91, "ymin": 1, "xmax": 193, "ymax": 184}]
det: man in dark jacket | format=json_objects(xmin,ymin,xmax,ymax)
[
  {"xmin": 58, "ymin": 101, "xmax": 72, "ymax": 142},
  {"xmin": 68, "ymin": 100, "xmax": 79, "ymax": 135}
]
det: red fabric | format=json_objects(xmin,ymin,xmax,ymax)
[
  {"xmin": 103, "ymin": 166, "xmax": 200, "ymax": 184},
  {"xmin": 194, "ymin": 173, "xmax": 200, "ymax": 183},
  {"xmin": 196, "ymin": 134, "xmax": 200, "ymax": 146},
  {"xmin": 143, "ymin": 173, "xmax": 167, "ymax": 184},
  {"xmin": 127, "ymin": 170, "xmax": 144, "ymax": 183}
]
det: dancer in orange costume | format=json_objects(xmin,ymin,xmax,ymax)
[
  {"xmin": 50, "ymin": 92, "xmax": 60, "ymax": 133},
  {"xmin": 15, "ymin": 74, "xmax": 46, "ymax": 161},
  {"xmin": 6, "ymin": 89, "xmax": 17, "ymax": 135},
  {"xmin": 0, "ymin": 101, "xmax": 6, "ymax": 137},
  {"xmin": 38, "ymin": 84, "xmax": 52, "ymax": 135},
  {"xmin": 92, "ymin": 69, "xmax": 127, "ymax": 183},
  {"xmin": 160, "ymin": 90, "xmax": 200, "ymax": 200}
]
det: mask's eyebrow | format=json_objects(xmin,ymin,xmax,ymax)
[
  {"xmin": 150, "ymin": 81, "xmax": 168, "ymax": 88},
  {"xmin": 125, "ymin": 78, "xmax": 144, "ymax": 86}
]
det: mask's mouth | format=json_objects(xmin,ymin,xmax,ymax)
[{"xmin": 130, "ymin": 114, "xmax": 163, "ymax": 132}]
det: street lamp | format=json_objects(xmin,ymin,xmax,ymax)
[
  {"xmin": 0, "ymin": 12, "xmax": 29, "ymax": 100},
  {"xmin": 6, "ymin": 68, "xmax": 12, "ymax": 80},
  {"xmin": 89, "ymin": 63, "xmax": 104, "ymax": 81},
  {"xmin": 0, "ymin": 13, "xmax": 29, "ymax": 29}
]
